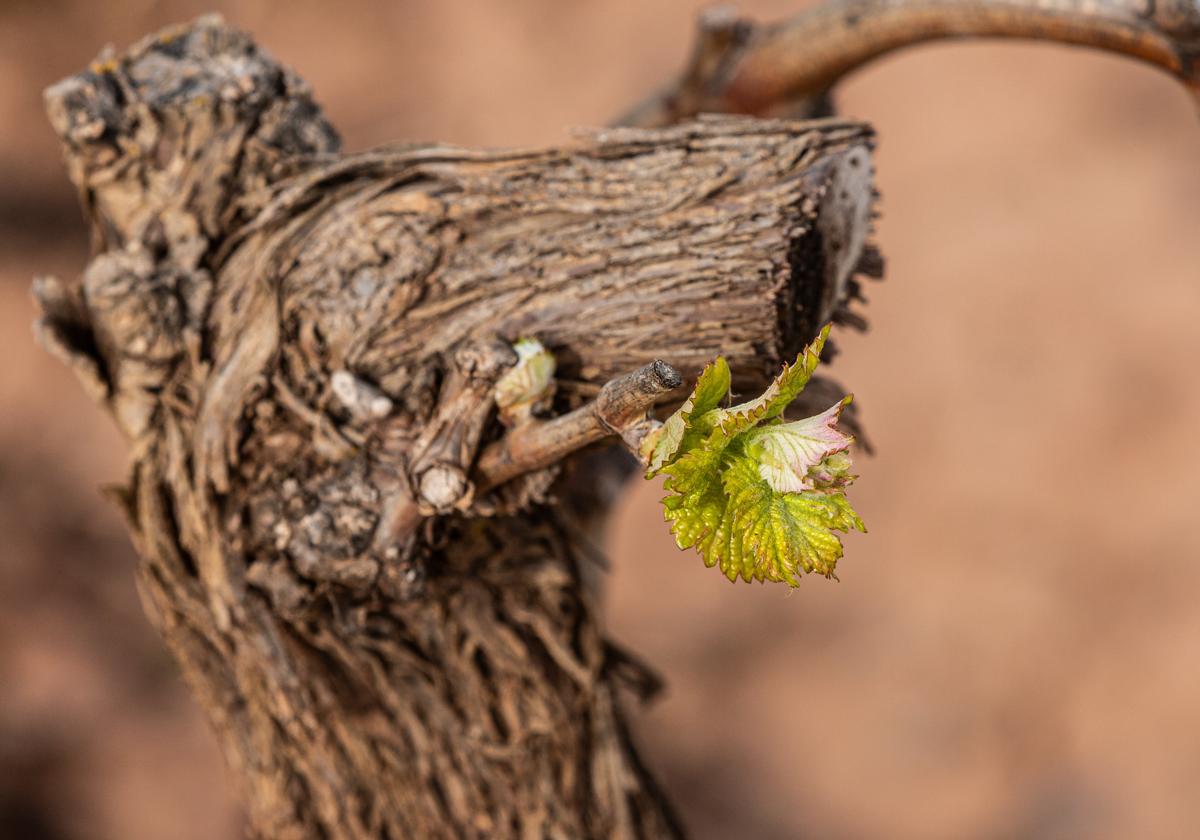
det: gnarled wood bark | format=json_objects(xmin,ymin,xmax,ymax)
[{"xmin": 34, "ymin": 16, "xmax": 878, "ymax": 840}]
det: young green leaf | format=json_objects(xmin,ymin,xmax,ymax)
[
  {"xmin": 647, "ymin": 325, "xmax": 864, "ymax": 586},
  {"xmin": 712, "ymin": 323, "xmax": 831, "ymax": 438},
  {"xmin": 644, "ymin": 356, "xmax": 729, "ymax": 474}
]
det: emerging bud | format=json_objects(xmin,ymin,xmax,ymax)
[{"xmin": 494, "ymin": 338, "xmax": 556, "ymax": 425}]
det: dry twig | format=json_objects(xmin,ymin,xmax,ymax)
[{"xmin": 621, "ymin": 0, "xmax": 1200, "ymax": 126}]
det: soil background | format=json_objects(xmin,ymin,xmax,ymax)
[{"xmin": 2, "ymin": 2, "xmax": 1199, "ymax": 838}]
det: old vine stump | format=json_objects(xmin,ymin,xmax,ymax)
[{"xmin": 35, "ymin": 16, "xmax": 879, "ymax": 840}]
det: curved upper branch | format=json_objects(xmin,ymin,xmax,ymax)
[{"xmin": 620, "ymin": 0, "xmax": 1200, "ymax": 126}]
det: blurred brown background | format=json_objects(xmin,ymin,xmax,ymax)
[{"xmin": 2, "ymin": 2, "xmax": 1198, "ymax": 838}]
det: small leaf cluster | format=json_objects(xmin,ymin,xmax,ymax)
[{"xmin": 644, "ymin": 326, "xmax": 865, "ymax": 585}]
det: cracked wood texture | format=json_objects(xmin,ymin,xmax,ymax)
[{"xmin": 35, "ymin": 16, "xmax": 878, "ymax": 840}]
